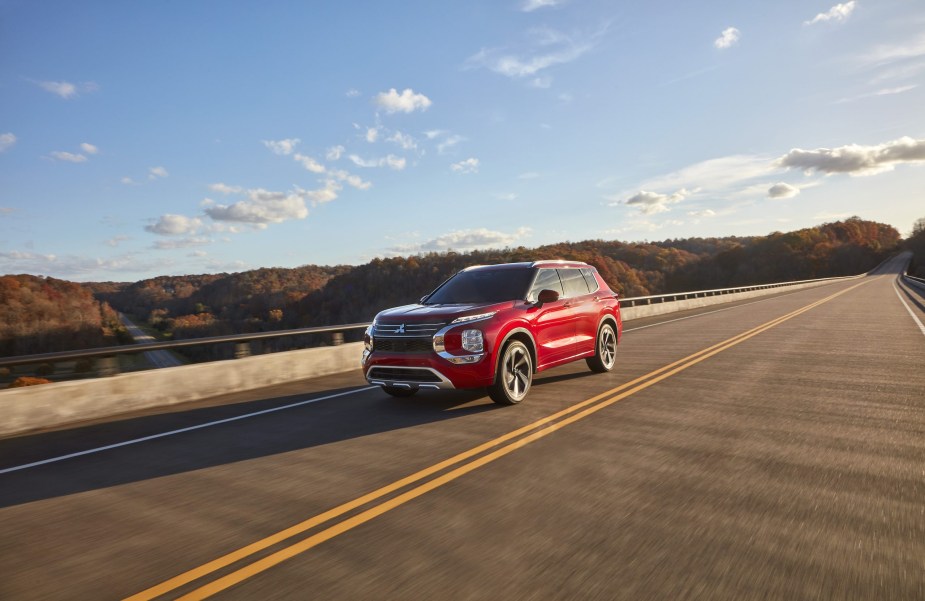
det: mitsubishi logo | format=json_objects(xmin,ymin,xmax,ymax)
[{"xmin": 396, "ymin": 324, "xmax": 406, "ymax": 334}]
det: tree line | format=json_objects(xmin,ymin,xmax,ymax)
[{"xmin": 0, "ymin": 217, "xmax": 908, "ymax": 358}]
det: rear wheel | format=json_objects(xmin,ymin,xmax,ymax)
[
  {"xmin": 586, "ymin": 323, "xmax": 617, "ymax": 373},
  {"xmin": 381, "ymin": 385, "xmax": 418, "ymax": 398},
  {"xmin": 488, "ymin": 340, "xmax": 533, "ymax": 405}
]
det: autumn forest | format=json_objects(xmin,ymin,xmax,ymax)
[{"xmin": 1, "ymin": 217, "xmax": 920, "ymax": 362}]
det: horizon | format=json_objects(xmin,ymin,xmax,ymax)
[{"xmin": 1, "ymin": 1, "xmax": 923, "ymax": 282}]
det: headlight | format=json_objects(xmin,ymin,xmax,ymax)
[
  {"xmin": 461, "ymin": 329, "xmax": 483, "ymax": 352},
  {"xmin": 364, "ymin": 327, "xmax": 374, "ymax": 351},
  {"xmin": 451, "ymin": 312, "xmax": 496, "ymax": 324}
]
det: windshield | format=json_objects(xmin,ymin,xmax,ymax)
[{"xmin": 424, "ymin": 268, "xmax": 534, "ymax": 304}]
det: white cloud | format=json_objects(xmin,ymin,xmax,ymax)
[
  {"xmin": 209, "ymin": 182, "xmax": 244, "ymax": 194},
  {"xmin": 293, "ymin": 153, "xmax": 326, "ymax": 173},
  {"xmin": 329, "ymin": 169, "xmax": 372, "ymax": 190},
  {"xmin": 149, "ymin": 166, "xmax": 169, "ymax": 179},
  {"xmin": 0, "ymin": 250, "xmax": 168, "ymax": 280},
  {"xmin": 387, "ymin": 131, "xmax": 417, "ymax": 150},
  {"xmin": 31, "ymin": 79, "xmax": 97, "ymax": 99},
  {"xmin": 610, "ymin": 155, "xmax": 774, "ymax": 203},
  {"xmin": 204, "ymin": 188, "xmax": 309, "ymax": 224},
  {"xmin": 348, "ymin": 154, "xmax": 406, "ymax": 170},
  {"xmin": 0, "ymin": 133, "xmax": 17, "ymax": 152},
  {"xmin": 366, "ymin": 127, "xmax": 379, "ymax": 143},
  {"xmin": 714, "ymin": 27, "xmax": 740, "ymax": 49},
  {"xmin": 105, "ymin": 235, "xmax": 130, "ymax": 247},
  {"xmin": 424, "ymin": 129, "xmax": 446, "ymax": 140},
  {"xmin": 50, "ymin": 151, "xmax": 87, "ymax": 163},
  {"xmin": 145, "ymin": 214, "xmax": 203, "ymax": 236},
  {"xmin": 465, "ymin": 26, "xmax": 598, "ymax": 80},
  {"xmin": 121, "ymin": 177, "xmax": 137, "ymax": 185},
  {"xmin": 521, "ymin": 0, "xmax": 563, "ymax": 11},
  {"xmin": 262, "ymin": 138, "xmax": 301, "ymax": 155},
  {"xmin": 617, "ymin": 189, "xmax": 690, "ymax": 215},
  {"xmin": 301, "ymin": 181, "xmax": 343, "ymax": 203},
  {"xmin": 777, "ymin": 136, "xmax": 925, "ymax": 176},
  {"xmin": 494, "ymin": 192, "xmax": 518, "ymax": 201},
  {"xmin": 804, "ymin": 1, "xmax": 856, "ymax": 26},
  {"xmin": 767, "ymin": 183, "xmax": 800, "ymax": 199},
  {"xmin": 346, "ymin": 88, "xmax": 360, "ymax": 98},
  {"xmin": 530, "ymin": 76, "xmax": 552, "ymax": 89},
  {"xmin": 836, "ymin": 84, "xmax": 918, "ymax": 103},
  {"xmin": 326, "ymin": 145, "xmax": 345, "ymax": 160},
  {"xmin": 437, "ymin": 134, "xmax": 464, "ymax": 154},
  {"xmin": 80, "ymin": 142, "xmax": 99, "ymax": 155},
  {"xmin": 374, "ymin": 88, "xmax": 432, "ymax": 114},
  {"xmin": 391, "ymin": 227, "xmax": 531, "ymax": 255},
  {"xmin": 861, "ymin": 33, "xmax": 925, "ymax": 67},
  {"xmin": 687, "ymin": 209, "xmax": 716, "ymax": 218},
  {"xmin": 152, "ymin": 236, "xmax": 212, "ymax": 250},
  {"xmin": 451, "ymin": 158, "xmax": 480, "ymax": 174}
]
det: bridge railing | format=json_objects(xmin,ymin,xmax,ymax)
[{"xmin": 0, "ymin": 273, "xmax": 866, "ymax": 375}]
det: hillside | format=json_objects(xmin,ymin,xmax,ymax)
[
  {"xmin": 0, "ymin": 274, "xmax": 127, "ymax": 357},
  {"xmin": 0, "ymin": 217, "xmax": 904, "ymax": 358}
]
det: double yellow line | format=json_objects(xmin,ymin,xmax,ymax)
[{"xmin": 127, "ymin": 280, "xmax": 867, "ymax": 601}]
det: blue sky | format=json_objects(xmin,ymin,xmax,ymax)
[{"xmin": 1, "ymin": 0, "xmax": 923, "ymax": 281}]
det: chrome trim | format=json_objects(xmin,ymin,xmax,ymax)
[
  {"xmin": 431, "ymin": 319, "xmax": 492, "ymax": 364},
  {"xmin": 365, "ymin": 366, "xmax": 456, "ymax": 390},
  {"xmin": 437, "ymin": 350, "xmax": 486, "ymax": 364}
]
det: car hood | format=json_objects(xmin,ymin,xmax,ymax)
[{"xmin": 375, "ymin": 301, "xmax": 511, "ymax": 323}]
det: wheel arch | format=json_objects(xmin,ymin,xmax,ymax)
[
  {"xmin": 495, "ymin": 327, "xmax": 537, "ymax": 377},
  {"xmin": 597, "ymin": 313, "xmax": 620, "ymax": 344}
]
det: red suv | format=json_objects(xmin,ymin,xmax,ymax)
[{"xmin": 362, "ymin": 261, "xmax": 621, "ymax": 404}]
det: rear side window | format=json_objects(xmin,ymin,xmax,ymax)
[
  {"xmin": 558, "ymin": 268, "xmax": 591, "ymax": 298},
  {"xmin": 528, "ymin": 268, "xmax": 563, "ymax": 301},
  {"xmin": 580, "ymin": 268, "xmax": 600, "ymax": 293}
]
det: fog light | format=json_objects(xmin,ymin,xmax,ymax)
[{"xmin": 461, "ymin": 329, "xmax": 483, "ymax": 352}]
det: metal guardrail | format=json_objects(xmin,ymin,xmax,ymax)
[
  {"xmin": 618, "ymin": 274, "xmax": 861, "ymax": 307},
  {"xmin": 0, "ymin": 273, "xmax": 865, "ymax": 372}
]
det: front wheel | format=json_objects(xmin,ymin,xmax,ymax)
[
  {"xmin": 488, "ymin": 340, "xmax": 533, "ymax": 405},
  {"xmin": 586, "ymin": 323, "xmax": 617, "ymax": 373},
  {"xmin": 381, "ymin": 385, "xmax": 418, "ymax": 398}
]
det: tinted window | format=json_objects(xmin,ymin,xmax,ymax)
[
  {"xmin": 527, "ymin": 269, "xmax": 563, "ymax": 301},
  {"xmin": 425, "ymin": 268, "xmax": 534, "ymax": 304},
  {"xmin": 580, "ymin": 268, "xmax": 600, "ymax": 293},
  {"xmin": 558, "ymin": 268, "xmax": 590, "ymax": 298}
]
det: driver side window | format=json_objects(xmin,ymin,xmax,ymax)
[{"xmin": 528, "ymin": 269, "xmax": 563, "ymax": 301}]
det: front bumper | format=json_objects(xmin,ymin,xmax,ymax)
[{"xmin": 362, "ymin": 350, "xmax": 494, "ymax": 390}]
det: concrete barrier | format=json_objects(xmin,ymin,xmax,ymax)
[
  {"xmin": 0, "ymin": 342, "xmax": 363, "ymax": 437},
  {"xmin": 0, "ymin": 275, "xmax": 859, "ymax": 437}
]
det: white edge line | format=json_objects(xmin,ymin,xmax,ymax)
[
  {"xmin": 893, "ymin": 278, "xmax": 925, "ymax": 337},
  {"xmin": 0, "ymin": 387, "xmax": 376, "ymax": 475}
]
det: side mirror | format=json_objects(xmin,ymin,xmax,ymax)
[{"xmin": 537, "ymin": 289, "xmax": 560, "ymax": 304}]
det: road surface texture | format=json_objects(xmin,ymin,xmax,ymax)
[
  {"xmin": 119, "ymin": 314, "xmax": 185, "ymax": 369},
  {"xmin": 1, "ymin": 255, "xmax": 923, "ymax": 600}
]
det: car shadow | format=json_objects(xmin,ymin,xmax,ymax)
[{"xmin": 0, "ymin": 377, "xmax": 499, "ymax": 508}]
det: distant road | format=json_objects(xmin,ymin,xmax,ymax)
[
  {"xmin": 1, "ymin": 255, "xmax": 923, "ymax": 600},
  {"xmin": 118, "ymin": 313, "xmax": 184, "ymax": 369}
]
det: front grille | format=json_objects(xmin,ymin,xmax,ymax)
[
  {"xmin": 374, "ymin": 337, "xmax": 433, "ymax": 353},
  {"xmin": 367, "ymin": 367, "xmax": 442, "ymax": 383},
  {"xmin": 375, "ymin": 322, "xmax": 447, "ymax": 337}
]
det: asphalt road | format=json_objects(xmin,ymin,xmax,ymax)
[
  {"xmin": 1, "ymin": 255, "xmax": 923, "ymax": 600},
  {"xmin": 119, "ymin": 314, "xmax": 185, "ymax": 369}
]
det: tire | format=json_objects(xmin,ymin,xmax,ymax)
[
  {"xmin": 586, "ymin": 322, "xmax": 617, "ymax": 373},
  {"xmin": 381, "ymin": 385, "xmax": 418, "ymax": 398},
  {"xmin": 488, "ymin": 340, "xmax": 533, "ymax": 405}
]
